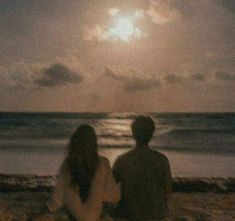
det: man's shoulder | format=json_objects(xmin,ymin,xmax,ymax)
[
  {"xmin": 113, "ymin": 149, "xmax": 135, "ymax": 167},
  {"xmin": 115, "ymin": 148, "xmax": 168, "ymax": 161},
  {"xmin": 150, "ymin": 148, "xmax": 168, "ymax": 158},
  {"xmin": 149, "ymin": 149, "xmax": 170, "ymax": 163},
  {"xmin": 113, "ymin": 148, "xmax": 170, "ymax": 169}
]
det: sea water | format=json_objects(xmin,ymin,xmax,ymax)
[{"xmin": 0, "ymin": 112, "xmax": 235, "ymax": 177}]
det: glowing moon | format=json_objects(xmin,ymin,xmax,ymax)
[
  {"xmin": 104, "ymin": 9, "xmax": 146, "ymax": 42},
  {"xmin": 110, "ymin": 18, "xmax": 135, "ymax": 41}
]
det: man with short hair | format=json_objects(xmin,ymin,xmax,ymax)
[{"xmin": 113, "ymin": 115, "xmax": 172, "ymax": 221}]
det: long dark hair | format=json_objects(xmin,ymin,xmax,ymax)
[{"xmin": 66, "ymin": 124, "xmax": 99, "ymax": 202}]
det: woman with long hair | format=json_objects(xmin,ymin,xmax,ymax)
[{"xmin": 46, "ymin": 124, "xmax": 120, "ymax": 221}]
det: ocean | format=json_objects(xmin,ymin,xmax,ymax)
[{"xmin": 0, "ymin": 112, "xmax": 235, "ymax": 177}]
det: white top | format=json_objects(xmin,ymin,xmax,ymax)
[{"xmin": 47, "ymin": 156, "xmax": 120, "ymax": 221}]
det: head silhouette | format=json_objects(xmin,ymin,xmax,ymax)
[
  {"xmin": 131, "ymin": 115, "xmax": 155, "ymax": 145},
  {"xmin": 67, "ymin": 124, "xmax": 99, "ymax": 202},
  {"xmin": 68, "ymin": 124, "xmax": 98, "ymax": 157}
]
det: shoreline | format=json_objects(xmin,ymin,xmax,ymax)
[{"xmin": 0, "ymin": 174, "xmax": 235, "ymax": 193}]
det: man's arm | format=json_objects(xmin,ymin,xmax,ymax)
[
  {"xmin": 163, "ymin": 156, "xmax": 172, "ymax": 202},
  {"xmin": 112, "ymin": 157, "xmax": 122, "ymax": 183}
]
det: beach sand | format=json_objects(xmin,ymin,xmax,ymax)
[
  {"xmin": 0, "ymin": 192, "xmax": 234, "ymax": 221},
  {"xmin": 0, "ymin": 176, "xmax": 234, "ymax": 221}
]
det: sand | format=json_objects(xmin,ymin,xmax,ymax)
[
  {"xmin": 0, "ymin": 192, "xmax": 234, "ymax": 221},
  {"xmin": 0, "ymin": 175, "xmax": 235, "ymax": 221}
]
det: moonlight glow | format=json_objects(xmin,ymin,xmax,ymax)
[
  {"xmin": 85, "ymin": 9, "xmax": 146, "ymax": 42},
  {"xmin": 104, "ymin": 10, "xmax": 145, "ymax": 42},
  {"xmin": 110, "ymin": 18, "xmax": 135, "ymax": 41}
]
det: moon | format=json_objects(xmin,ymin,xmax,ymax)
[
  {"xmin": 109, "ymin": 17, "xmax": 136, "ymax": 41},
  {"xmin": 105, "ymin": 9, "xmax": 145, "ymax": 42}
]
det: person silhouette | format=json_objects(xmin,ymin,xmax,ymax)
[
  {"xmin": 38, "ymin": 124, "xmax": 120, "ymax": 221},
  {"xmin": 112, "ymin": 116, "xmax": 172, "ymax": 221}
]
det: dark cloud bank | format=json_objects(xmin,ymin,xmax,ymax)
[
  {"xmin": 219, "ymin": 0, "xmax": 235, "ymax": 13},
  {"xmin": 214, "ymin": 71, "xmax": 235, "ymax": 81},
  {"xmin": 104, "ymin": 67, "xmax": 161, "ymax": 92},
  {"xmin": 104, "ymin": 65, "xmax": 235, "ymax": 93},
  {"xmin": 34, "ymin": 63, "xmax": 83, "ymax": 87}
]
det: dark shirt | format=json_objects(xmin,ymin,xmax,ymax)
[{"xmin": 113, "ymin": 147, "xmax": 172, "ymax": 221}]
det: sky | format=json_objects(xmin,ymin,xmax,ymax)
[{"xmin": 0, "ymin": 0, "xmax": 234, "ymax": 112}]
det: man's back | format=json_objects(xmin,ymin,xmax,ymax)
[{"xmin": 113, "ymin": 147, "xmax": 172, "ymax": 221}]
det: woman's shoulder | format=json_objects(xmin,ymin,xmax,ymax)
[
  {"xmin": 97, "ymin": 156, "xmax": 113, "ymax": 176},
  {"xmin": 92, "ymin": 157, "xmax": 111, "ymax": 184},
  {"xmin": 57, "ymin": 159, "xmax": 70, "ymax": 180}
]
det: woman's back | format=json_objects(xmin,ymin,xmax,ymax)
[{"xmin": 47, "ymin": 156, "xmax": 120, "ymax": 221}]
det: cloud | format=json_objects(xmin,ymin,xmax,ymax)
[
  {"xmin": 84, "ymin": 23, "xmax": 145, "ymax": 42},
  {"xmin": 109, "ymin": 8, "xmax": 120, "ymax": 17},
  {"xmin": 104, "ymin": 66, "xmax": 161, "ymax": 92},
  {"xmin": 218, "ymin": 0, "xmax": 235, "ymax": 13},
  {"xmin": 191, "ymin": 73, "xmax": 205, "ymax": 81},
  {"xmin": 83, "ymin": 9, "xmax": 146, "ymax": 42},
  {"xmin": 162, "ymin": 72, "xmax": 207, "ymax": 84},
  {"xmin": 162, "ymin": 73, "xmax": 184, "ymax": 84},
  {"xmin": 103, "ymin": 67, "xmax": 208, "ymax": 92},
  {"xmin": 0, "ymin": 62, "xmax": 36, "ymax": 90},
  {"xmin": 1, "ymin": 60, "xmax": 84, "ymax": 90},
  {"xmin": 83, "ymin": 1, "xmax": 181, "ymax": 42},
  {"xmin": 83, "ymin": 25, "xmax": 108, "ymax": 41},
  {"xmin": 34, "ymin": 63, "xmax": 83, "ymax": 87},
  {"xmin": 214, "ymin": 71, "xmax": 235, "ymax": 81},
  {"xmin": 147, "ymin": 0, "xmax": 181, "ymax": 24}
]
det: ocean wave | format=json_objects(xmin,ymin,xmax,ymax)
[
  {"xmin": 157, "ymin": 128, "xmax": 235, "ymax": 136},
  {"xmin": 0, "ymin": 112, "xmax": 235, "ymax": 154}
]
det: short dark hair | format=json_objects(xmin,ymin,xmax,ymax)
[{"xmin": 131, "ymin": 115, "xmax": 155, "ymax": 145}]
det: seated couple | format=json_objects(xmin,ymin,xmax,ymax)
[{"xmin": 40, "ymin": 116, "xmax": 172, "ymax": 221}]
